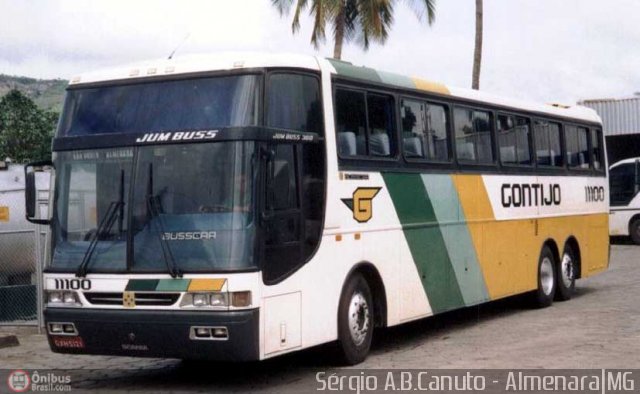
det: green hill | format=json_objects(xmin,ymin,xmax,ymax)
[{"xmin": 0, "ymin": 74, "xmax": 67, "ymax": 112}]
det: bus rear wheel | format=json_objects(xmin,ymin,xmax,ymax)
[
  {"xmin": 532, "ymin": 245, "xmax": 556, "ymax": 308},
  {"xmin": 630, "ymin": 219, "xmax": 640, "ymax": 245},
  {"xmin": 336, "ymin": 273, "xmax": 374, "ymax": 365},
  {"xmin": 556, "ymin": 244, "xmax": 576, "ymax": 301}
]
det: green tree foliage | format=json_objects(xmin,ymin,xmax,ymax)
[
  {"xmin": 272, "ymin": 0, "xmax": 436, "ymax": 60},
  {"xmin": 0, "ymin": 89, "xmax": 58, "ymax": 163}
]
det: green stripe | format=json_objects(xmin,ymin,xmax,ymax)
[
  {"xmin": 328, "ymin": 59, "xmax": 382, "ymax": 83},
  {"xmin": 155, "ymin": 279, "xmax": 190, "ymax": 292},
  {"xmin": 383, "ymin": 173, "xmax": 465, "ymax": 313},
  {"xmin": 421, "ymin": 175, "xmax": 489, "ymax": 305},
  {"xmin": 125, "ymin": 279, "xmax": 159, "ymax": 291}
]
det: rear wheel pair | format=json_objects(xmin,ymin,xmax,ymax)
[{"xmin": 533, "ymin": 244, "xmax": 577, "ymax": 307}]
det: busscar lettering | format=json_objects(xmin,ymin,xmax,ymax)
[
  {"xmin": 135, "ymin": 130, "xmax": 218, "ymax": 143},
  {"xmin": 161, "ymin": 231, "xmax": 217, "ymax": 241},
  {"xmin": 501, "ymin": 183, "xmax": 561, "ymax": 208}
]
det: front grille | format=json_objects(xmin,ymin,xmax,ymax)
[{"xmin": 84, "ymin": 292, "xmax": 180, "ymax": 306}]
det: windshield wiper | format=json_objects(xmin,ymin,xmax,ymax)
[
  {"xmin": 146, "ymin": 163, "xmax": 182, "ymax": 278},
  {"xmin": 76, "ymin": 170, "xmax": 126, "ymax": 277}
]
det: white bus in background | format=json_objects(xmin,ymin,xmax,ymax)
[{"xmin": 609, "ymin": 158, "xmax": 640, "ymax": 244}]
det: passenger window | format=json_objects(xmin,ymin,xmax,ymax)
[
  {"xmin": 534, "ymin": 120, "xmax": 564, "ymax": 167},
  {"xmin": 367, "ymin": 94, "xmax": 395, "ymax": 157},
  {"xmin": 335, "ymin": 89, "xmax": 367, "ymax": 157},
  {"xmin": 592, "ymin": 129, "xmax": 604, "ymax": 170},
  {"xmin": 565, "ymin": 125, "xmax": 591, "ymax": 169},
  {"xmin": 401, "ymin": 99, "xmax": 449, "ymax": 161},
  {"xmin": 267, "ymin": 74, "xmax": 323, "ymax": 135},
  {"xmin": 335, "ymin": 89, "xmax": 395, "ymax": 158},
  {"xmin": 454, "ymin": 107, "xmax": 493, "ymax": 164},
  {"xmin": 497, "ymin": 115, "xmax": 531, "ymax": 165}
]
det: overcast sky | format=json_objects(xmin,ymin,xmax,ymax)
[{"xmin": 1, "ymin": 0, "xmax": 639, "ymax": 104}]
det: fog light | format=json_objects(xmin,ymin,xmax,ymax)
[
  {"xmin": 212, "ymin": 327, "xmax": 228, "ymax": 339},
  {"xmin": 231, "ymin": 291, "xmax": 252, "ymax": 307},
  {"xmin": 48, "ymin": 291, "xmax": 63, "ymax": 304},
  {"xmin": 192, "ymin": 293, "xmax": 209, "ymax": 307},
  {"xmin": 49, "ymin": 323, "xmax": 63, "ymax": 333},
  {"xmin": 210, "ymin": 293, "xmax": 228, "ymax": 307},
  {"xmin": 195, "ymin": 328, "xmax": 210, "ymax": 338},
  {"xmin": 63, "ymin": 324, "xmax": 76, "ymax": 334}
]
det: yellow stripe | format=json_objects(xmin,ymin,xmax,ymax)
[
  {"xmin": 452, "ymin": 174, "xmax": 609, "ymax": 300},
  {"xmin": 412, "ymin": 77, "xmax": 450, "ymax": 95},
  {"xmin": 188, "ymin": 279, "xmax": 226, "ymax": 292}
]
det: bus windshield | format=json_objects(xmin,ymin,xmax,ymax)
[
  {"xmin": 58, "ymin": 74, "xmax": 260, "ymax": 136},
  {"xmin": 51, "ymin": 142, "xmax": 257, "ymax": 273}
]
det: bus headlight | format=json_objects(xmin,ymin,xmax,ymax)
[
  {"xmin": 180, "ymin": 292, "xmax": 249, "ymax": 309},
  {"xmin": 47, "ymin": 291, "xmax": 63, "ymax": 304},
  {"xmin": 192, "ymin": 293, "xmax": 209, "ymax": 307},
  {"xmin": 210, "ymin": 293, "xmax": 228, "ymax": 307},
  {"xmin": 46, "ymin": 291, "xmax": 80, "ymax": 306}
]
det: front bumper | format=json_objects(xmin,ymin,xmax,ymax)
[{"xmin": 44, "ymin": 308, "xmax": 259, "ymax": 361}]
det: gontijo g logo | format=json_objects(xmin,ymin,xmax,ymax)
[
  {"xmin": 7, "ymin": 370, "xmax": 30, "ymax": 392},
  {"xmin": 342, "ymin": 187, "xmax": 382, "ymax": 223}
]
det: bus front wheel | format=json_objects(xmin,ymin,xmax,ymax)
[
  {"xmin": 630, "ymin": 219, "xmax": 640, "ymax": 245},
  {"xmin": 336, "ymin": 273, "xmax": 374, "ymax": 365},
  {"xmin": 533, "ymin": 245, "xmax": 556, "ymax": 308}
]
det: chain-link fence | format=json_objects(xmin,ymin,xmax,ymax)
[{"xmin": 0, "ymin": 166, "xmax": 48, "ymax": 327}]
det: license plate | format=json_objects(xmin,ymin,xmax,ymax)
[{"xmin": 53, "ymin": 336, "xmax": 85, "ymax": 349}]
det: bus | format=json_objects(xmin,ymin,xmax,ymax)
[
  {"xmin": 609, "ymin": 157, "xmax": 640, "ymax": 244},
  {"xmin": 25, "ymin": 53, "xmax": 609, "ymax": 365}
]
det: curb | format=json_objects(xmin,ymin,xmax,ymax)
[{"xmin": 0, "ymin": 335, "xmax": 20, "ymax": 349}]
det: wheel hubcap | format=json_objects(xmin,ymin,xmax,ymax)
[
  {"xmin": 561, "ymin": 253, "xmax": 574, "ymax": 288},
  {"xmin": 540, "ymin": 257, "xmax": 554, "ymax": 296},
  {"xmin": 348, "ymin": 292, "xmax": 370, "ymax": 346}
]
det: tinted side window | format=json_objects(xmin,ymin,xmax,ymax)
[
  {"xmin": 267, "ymin": 73, "xmax": 323, "ymax": 135},
  {"xmin": 335, "ymin": 89, "xmax": 395, "ymax": 158},
  {"xmin": 401, "ymin": 99, "xmax": 450, "ymax": 161},
  {"xmin": 592, "ymin": 129, "xmax": 604, "ymax": 170},
  {"xmin": 367, "ymin": 94, "xmax": 395, "ymax": 157},
  {"xmin": 565, "ymin": 125, "xmax": 591, "ymax": 169},
  {"xmin": 609, "ymin": 164, "xmax": 637, "ymax": 206},
  {"xmin": 454, "ymin": 108, "xmax": 493, "ymax": 164},
  {"xmin": 534, "ymin": 120, "xmax": 563, "ymax": 167},
  {"xmin": 497, "ymin": 115, "xmax": 531, "ymax": 165},
  {"xmin": 335, "ymin": 89, "xmax": 367, "ymax": 157},
  {"xmin": 267, "ymin": 145, "xmax": 299, "ymax": 211}
]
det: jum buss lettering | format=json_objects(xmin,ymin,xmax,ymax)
[{"xmin": 501, "ymin": 183, "xmax": 561, "ymax": 208}]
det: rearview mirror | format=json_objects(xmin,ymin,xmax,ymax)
[{"xmin": 24, "ymin": 160, "xmax": 53, "ymax": 225}]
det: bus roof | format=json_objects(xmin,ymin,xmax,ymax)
[{"xmin": 70, "ymin": 52, "xmax": 601, "ymax": 125}]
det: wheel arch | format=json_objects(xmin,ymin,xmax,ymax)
[
  {"xmin": 542, "ymin": 238, "xmax": 561, "ymax": 266},
  {"xmin": 341, "ymin": 262, "xmax": 388, "ymax": 328}
]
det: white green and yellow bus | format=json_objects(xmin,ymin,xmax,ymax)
[{"xmin": 25, "ymin": 53, "xmax": 609, "ymax": 364}]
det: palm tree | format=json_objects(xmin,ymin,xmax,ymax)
[
  {"xmin": 272, "ymin": 0, "xmax": 436, "ymax": 60},
  {"xmin": 472, "ymin": 0, "xmax": 482, "ymax": 90}
]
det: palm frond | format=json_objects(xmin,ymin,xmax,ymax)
[
  {"xmin": 271, "ymin": 0, "xmax": 295, "ymax": 15},
  {"xmin": 403, "ymin": 0, "xmax": 436, "ymax": 25}
]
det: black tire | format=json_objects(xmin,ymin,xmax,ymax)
[
  {"xmin": 630, "ymin": 219, "xmax": 640, "ymax": 245},
  {"xmin": 555, "ymin": 243, "xmax": 577, "ymax": 301},
  {"xmin": 532, "ymin": 245, "xmax": 556, "ymax": 308},
  {"xmin": 336, "ymin": 273, "xmax": 374, "ymax": 365}
]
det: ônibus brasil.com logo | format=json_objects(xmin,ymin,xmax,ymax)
[{"xmin": 7, "ymin": 370, "xmax": 30, "ymax": 392}]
